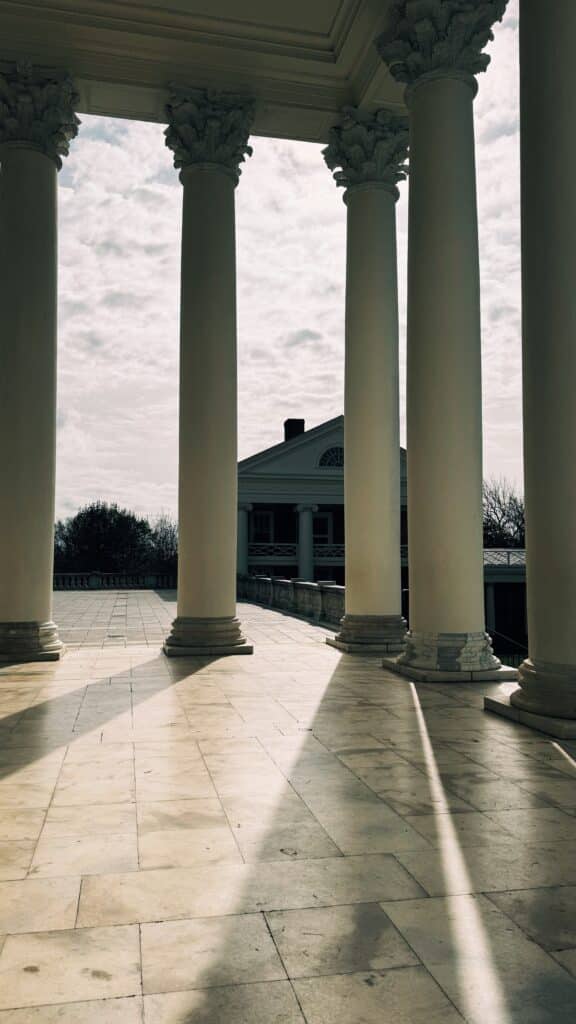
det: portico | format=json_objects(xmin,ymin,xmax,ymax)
[{"xmin": 0, "ymin": 0, "xmax": 575, "ymax": 732}]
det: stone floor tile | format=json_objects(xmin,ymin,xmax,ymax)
[
  {"xmin": 440, "ymin": 777, "xmax": 552, "ymax": 812},
  {"xmin": 512, "ymin": 774, "xmax": 576, "ymax": 808},
  {"xmin": 51, "ymin": 777, "xmax": 135, "ymax": 807},
  {"xmin": 136, "ymin": 798, "xmax": 227, "ymax": 834},
  {"xmin": 487, "ymin": 886, "xmax": 576, "ymax": 950},
  {"xmin": 0, "ymin": 925, "xmax": 141, "ymax": 1010},
  {"xmin": 396, "ymin": 839, "xmax": 576, "ymax": 895},
  {"xmin": 135, "ymin": 774, "xmax": 216, "ymax": 803},
  {"xmin": 266, "ymin": 902, "xmax": 418, "ymax": 978},
  {"xmin": 0, "ymin": 809, "xmax": 45, "ymax": 842},
  {"xmin": 0, "ymin": 842, "xmax": 35, "ymax": 881},
  {"xmin": 64, "ymin": 742, "xmax": 134, "ymax": 764},
  {"xmin": 0, "ymin": 785, "xmax": 55, "ymax": 809},
  {"xmin": 0, "ymin": 878, "xmax": 80, "ymax": 934},
  {"xmin": 233, "ymin": 822, "xmax": 341, "ymax": 862},
  {"xmin": 484, "ymin": 805, "xmax": 576, "ymax": 842},
  {"xmin": 221, "ymin": 791, "xmax": 316, "ymax": 830},
  {"xmin": 338, "ymin": 749, "xmax": 414, "ymax": 769},
  {"xmin": 138, "ymin": 827, "xmax": 242, "ymax": 869},
  {"xmin": 293, "ymin": 966, "xmax": 464, "ymax": 1023},
  {"xmin": 0, "ymin": 996, "xmax": 143, "ymax": 1022},
  {"xmin": 361, "ymin": 779, "xmax": 475, "ymax": 816},
  {"xmin": 29, "ymin": 834, "xmax": 139, "ymax": 877},
  {"xmin": 42, "ymin": 803, "xmax": 137, "ymax": 838},
  {"xmin": 552, "ymin": 949, "xmax": 576, "ymax": 977},
  {"xmin": 143, "ymin": 980, "xmax": 305, "ymax": 1023},
  {"xmin": 141, "ymin": 913, "xmax": 286, "ymax": 993},
  {"xmin": 384, "ymin": 894, "xmax": 576, "ymax": 1023},
  {"xmin": 404, "ymin": 810, "xmax": 518, "ymax": 847},
  {"xmin": 77, "ymin": 854, "xmax": 425, "ymax": 927},
  {"xmin": 310, "ymin": 802, "xmax": 432, "ymax": 855}
]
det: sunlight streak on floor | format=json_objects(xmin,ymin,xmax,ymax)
[
  {"xmin": 409, "ymin": 682, "xmax": 511, "ymax": 1023},
  {"xmin": 551, "ymin": 741, "xmax": 576, "ymax": 771}
]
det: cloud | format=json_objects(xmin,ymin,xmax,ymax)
[{"xmin": 285, "ymin": 329, "xmax": 324, "ymax": 348}]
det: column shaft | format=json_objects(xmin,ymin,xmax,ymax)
[
  {"xmin": 397, "ymin": 77, "xmax": 501, "ymax": 677},
  {"xmin": 297, "ymin": 506, "xmax": 316, "ymax": 581},
  {"xmin": 164, "ymin": 167, "xmax": 251, "ymax": 655},
  {"xmin": 0, "ymin": 146, "xmax": 62, "ymax": 660},
  {"xmin": 332, "ymin": 186, "xmax": 406, "ymax": 653},
  {"xmin": 489, "ymin": 0, "xmax": 576, "ymax": 729}
]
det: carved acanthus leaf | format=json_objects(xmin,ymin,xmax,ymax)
[
  {"xmin": 165, "ymin": 88, "xmax": 254, "ymax": 181},
  {"xmin": 376, "ymin": 0, "xmax": 508, "ymax": 87},
  {"xmin": 323, "ymin": 107, "xmax": 409, "ymax": 192},
  {"xmin": 0, "ymin": 63, "xmax": 80, "ymax": 167}
]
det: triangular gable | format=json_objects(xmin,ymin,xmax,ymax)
[{"xmin": 239, "ymin": 417, "xmax": 344, "ymax": 476}]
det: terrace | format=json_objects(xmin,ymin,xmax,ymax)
[{"xmin": 1, "ymin": 592, "xmax": 576, "ymax": 1021}]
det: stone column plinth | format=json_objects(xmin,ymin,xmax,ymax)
[
  {"xmin": 377, "ymin": 1, "xmax": 513, "ymax": 682},
  {"xmin": 296, "ymin": 505, "xmax": 317, "ymax": 582},
  {"xmin": 163, "ymin": 89, "xmax": 254, "ymax": 657},
  {"xmin": 0, "ymin": 64, "xmax": 79, "ymax": 663},
  {"xmin": 237, "ymin": 503, "xmax": 252, "ymax": 576},
  {"xmin": 323, "ymin": 108, "xmax": 408, "ymax": 655},
  {"xmin": 486, "ymin": 0, "xmax": 576, "ymax": 735}
]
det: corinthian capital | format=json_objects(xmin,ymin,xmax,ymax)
[
  {"xmin": 376, "ymin": 0, "xmax": 507, "ymax": 92},
  {"xmin": 323, "ymin": 107, "xmax": 408, "ymax": 196},
  {"xmin": 0, "ymin": 62, "xmax": 80, "ymax": 168},
  {"xmin": 164, "ymin": 87, "xmax": 254, "ymax": 184}
]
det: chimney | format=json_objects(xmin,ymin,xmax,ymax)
[{"xmin": 284, "ymin": 418, "xmax": 305, "ymax": 442}]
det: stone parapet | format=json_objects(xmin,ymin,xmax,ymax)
[{"xmin": 238, "ymin": 575, "xmax": 345, "ymax": 628}]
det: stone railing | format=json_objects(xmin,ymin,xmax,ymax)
[
  {"xmin": 237, "ymin": 574, "xmax": 344, "ymax": 626},
  {"xmin": 247, "ymin": 542, "xmax": 345, "ymax": 562},
  {"xmin": 247, "ymin": 543, "xmax": 298, "ymax": 559},
  {"xmin": 314, "ymin": 544, "xmax": 345, "ymax": 560},
  {"xmin": 483, "ymin": 549, "xmax": 526, "ymax": 566},
  {"xmin": 54, "ymin": 571, "xmax": 176, "ymax": 590}
]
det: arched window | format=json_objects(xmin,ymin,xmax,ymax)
[{"xmin": 318, "ymin": 446, "xmax": 344, "ymax": 468}]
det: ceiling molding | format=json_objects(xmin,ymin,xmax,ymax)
[{"xmin": 0, "ymin": 0, "xmax": 405, "ymax": 141}]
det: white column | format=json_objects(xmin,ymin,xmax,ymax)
[
  {"xmin": 0, "ymin": 66, "xmax": 79, "ymax": 663},
  {"xmin": 377, "ymin": 1, "xmax": 509, "ymax": 680},
  {"xmin": 163, "ymin": 88, "xmax": 254, "ymax": 656},
  {"xmin": 296, "ymin": 505, "xmax": 317, "ymax": 581},
  {"xmin": 237, "ymin": 503, "xmax": 252, "ymax": 576},
  {"xmin": 323, "ymin": 108, "xmax": 408, "ymax": 654},
  {"xmin": 487, "ymin": 0, "xmax": 576, "ymax": 734}
]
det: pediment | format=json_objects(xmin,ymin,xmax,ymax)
[{"xmin": 239, "ymin": 417, "xmax": 344, "ymax": 477}]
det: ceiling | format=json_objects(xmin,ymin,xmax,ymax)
[{"xmin": 0, "ymin": 0, "xmax": 404, "ymax": 141}]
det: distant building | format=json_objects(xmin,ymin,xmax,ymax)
[
  {"xmin": 237, "ymin": 417, "xmax": 407, "ymax": 585},
  {"xmin": 237, "ymin": 417, "xmax": 527, "ymax": 657}
]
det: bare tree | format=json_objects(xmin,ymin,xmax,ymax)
[
  {"xmin": 150, "ymin": 514, "xmax": 178, "ymax": 571},
  {"xmin": 483, "ymin": 478, "xmax": 525, "ymax": 548}
]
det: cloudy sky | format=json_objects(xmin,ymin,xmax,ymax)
[{"xmin": 56, "ymin": 0, "xmax": 520, "ymax": 520}]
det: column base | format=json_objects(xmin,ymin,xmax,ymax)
[
  {"xmin": 163, "ymin": 616, "xmax": 253, "ymax": 657},
  {"xmin": 382, "ymin": 629, "xmax": 516, "ymax": 682},
  {"xmin": 0, "ymin": 621, "xmax": 64, "ymax": 664},
  {"xmin": 485, "ymin": 657, "xmax": 576, "ymax": 735},
  {"xmin": 326, "ymin": 614, "xmax": 407, "ymax": 655},
  {"xmin": 485, "ymin": 693, "xmax": 576, "ymax": 739}
]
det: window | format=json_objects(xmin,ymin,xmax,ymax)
[
  {"xmin": 313, "ymin": 513, "xmax": 332, "ymax": 544},
  {"xmin": 251, "ymin": 510, "xmax": 273, "ymax": 543},
  {"xmin": 318, "ymin": 446, "xmax": 344, "ymax": 468}
]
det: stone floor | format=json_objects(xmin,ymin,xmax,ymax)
[{"xmin": 1, "ymin": 592, "xmax": 576, "ymax": 1022}]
